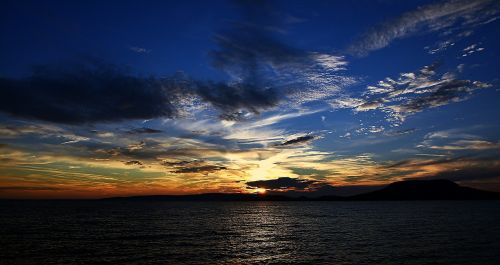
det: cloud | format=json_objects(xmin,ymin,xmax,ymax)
[
  {"xmin": 0, "ymin": 186, "xmax": 63, "ymax": 191},
  {"xmin": 161, "ymin": 160, "xmax": 195, "ymax": 167},
  {"xmin": 127, "ymin": 127, "xmax": 163, "ymax": 134},
  {"xmin": 381, "ymin": 155, "xmax": 500, "ymax": 184},
  {"xmin": 161, "ymin": 159, "xmax": 228, "ymax": 174},
  {"xmin": 424, "ymin": 128, "xmax": 478, "ymax": 139},
  {"xmin": 425, "ymin": 40, "xmax": 456, "ymax": 54},
  {"xmin": 419, "ymin": 128, "xmax": 500, "ymax": 151},
  {"xmin": 92, "ymin": 130, "xmax": 115, "ymax": 138},
  {"xmin": 124, "ymin": 160, "xmax": 143, "ymax": 166},
  {"xmin": 127, "ymin": 141, "xmax": 146, "ymax": 151},
  {"xmin": 421, "ymin": 165, "xmax": 500, "ymax": 182},
  {"xmin": 360, "ymin": 63, "xmax": 491, "ymax": 124},
  {"xmin": 130, "ymin": 46, "xmax": 150, "ymax": 53},
  {"xmin": 173, "ymin": 165, "xmax": 227, "ymax": 174},
  {"xmin": 385, "ymin": 155, "xmax": 473, "ymax": 168},
  {"xmin": 0, "ymin": 1, "xmax": 357, "ymax": 125},
  {"xmin": 392, "ymin": 80, "xmax": 477, "ymax": 112},
  {"xmin": 396, "ymin": 156, "xmax": 500, "ymax": 182},
  {"xmin": 209, "ymin": 0, "xmax": 355, "ymax": 109},
  {"xmin": 61, "ymin": 135, "xmax": 90, "ymax": 145},
  {"xmin": 428, "ymin": 139, "xmax": 500, "ymax": 150},
  {"xmin": 196, "ymin": 81, "xmax": 280, "ymax": 116},
  {"xmin": 329, "ymin": 97, "xmax": 366, "ymax": 109},
  {"xmin": 356, "ymin": 126, "xmax": 385, "ymax": 134},
  {"xmin": 461, "ymin": 43, "xmax": 485, "ymax": 57},
  {"xmin": 0, "ymin": 123, "xmax": 62, "ymax": 138},
  {"xmin": 0, "ymin": 122, "xmax": 100, "ymax": 146},
  {"xmin": 275, "ymin": 135, "xmax": 317, "ymax": 146},
  {"xmin": 348, "ymin": 0, "xmax": 499, "ymax": 56},
  {"xmin": 246, "ymin": 177, "xmax": 318, "ymax": 190},
  {"xmin": 355, "ymin": 100, "xmax": 384, "ymax": 112},
  {"xmin": 384, "ymin": 128, "xmax": 416, "ymax": 137},
  {"xmin": 0, "ymin": 62, "xmax": 184, "ymax": 124},
  {"xmin": 0, "ymin": 61, "xmax": 291, "ymax": 124}
]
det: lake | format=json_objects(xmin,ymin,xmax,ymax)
[{"xmin": 1, "ymin": 201, "xmax": 500, "ymax": 264}]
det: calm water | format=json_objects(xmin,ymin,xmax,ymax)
[{"xmin": 1, "ymin": 201, "xmax": 500, "ymax": 265}]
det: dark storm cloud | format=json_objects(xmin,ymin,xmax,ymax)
[
  {"xmin": 196, "ymin": 82, "xmax": 279, "ymax": 115},
  {"xmin": 0, "ymin": 62, "xmax": 281, "ymax": 124},
  {"xmin": 246, "ymin": 177, "xmax": 317, "ymax": 190},
  {"xmin": 0, "ymin": 63, "xmax": 181, "ymax": 124},
  {"xmin": 275, "ymin": 135, "xmax": 316, "ymax": 146}
]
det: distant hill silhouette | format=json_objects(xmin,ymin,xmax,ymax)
[
  {"xmin": 103, "ymin": 179, "xmax": 500, "ymax": 201},
  {"xmin": 346, "ymin": 179, "xmax": 500, "ymax": 201}
]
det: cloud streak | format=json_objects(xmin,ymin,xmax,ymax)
[
  {"xmin": 335, "ymin": 63, "xmax": 492, "ymax": 125},
  {"xmin": 275, "ymin": 135, "xmax": 317, "ymax": 146},
  {"xmin": 348, "ymin": 0, "xmax": 499, "ymax": 56}
]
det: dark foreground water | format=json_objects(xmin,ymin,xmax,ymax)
[{"xmin": 1, "ymin": 201, "xmax": 500, "ymax": 265}]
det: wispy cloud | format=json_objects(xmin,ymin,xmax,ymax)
[
  {"xmin": 348, "ymin": 0, "xmax": 499, "ymax": 56},
  {"xmin": 428, "ymin": 139, "xmax": 500, "ymax": 150},
  {"xmin": 129, "ymin": 46, "xmax": 150, "ymax": 53},
  {"xmin": 461, "ymin": 43, "xmax": 485, "ymax": 57},
  {"xmin": 360, "ymin": 63, "xmax": 490, "ymax": 124},
  {"xmin": 275, "ymin": 135, "xmax": 317, "ymax": 147},
  {"xmin": 382, "ymin": 155, "xmax": 500, "ymax": 184},
  {"xmin": 126, "ymin": 127, "xmax": 163, "ymax": 134}
]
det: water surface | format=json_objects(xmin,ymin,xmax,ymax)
[{"xmin": 1, "ymin": 201, "xmax": 499, "ymax": 264}]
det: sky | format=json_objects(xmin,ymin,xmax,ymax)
[{"xmin": 1, "ymin": 0, "xmax": 499, "ymax": 199}]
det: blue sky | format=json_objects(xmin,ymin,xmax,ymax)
[{"xmin": 1, "ymin": 0, "xmax": 499, "ymax": 198}]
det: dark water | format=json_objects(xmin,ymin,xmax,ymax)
[{"xmin": 1, "ymin": 201, "xmax": 500, "ymax": 265}]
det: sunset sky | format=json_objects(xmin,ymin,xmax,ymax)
[{"xmin": 1, "ymin": 0, "xmax": 499, "ymax": 198}]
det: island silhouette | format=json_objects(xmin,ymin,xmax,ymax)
[{"xmin": 103, "ymin": 179, "xmax": 500, "ymax": 201}]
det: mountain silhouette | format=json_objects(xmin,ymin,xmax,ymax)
[
  {"xmin": 347, "ymin": 179, "xmax": 500, "ymax": 200},
  {"xmin": 103, "ymin": 179, "xmax": 500, "ymax": 201}
]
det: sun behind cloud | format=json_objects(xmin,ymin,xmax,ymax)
[{"xmin": 255, "ymin": 188, "xmax": 267, "ymax": 194}]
